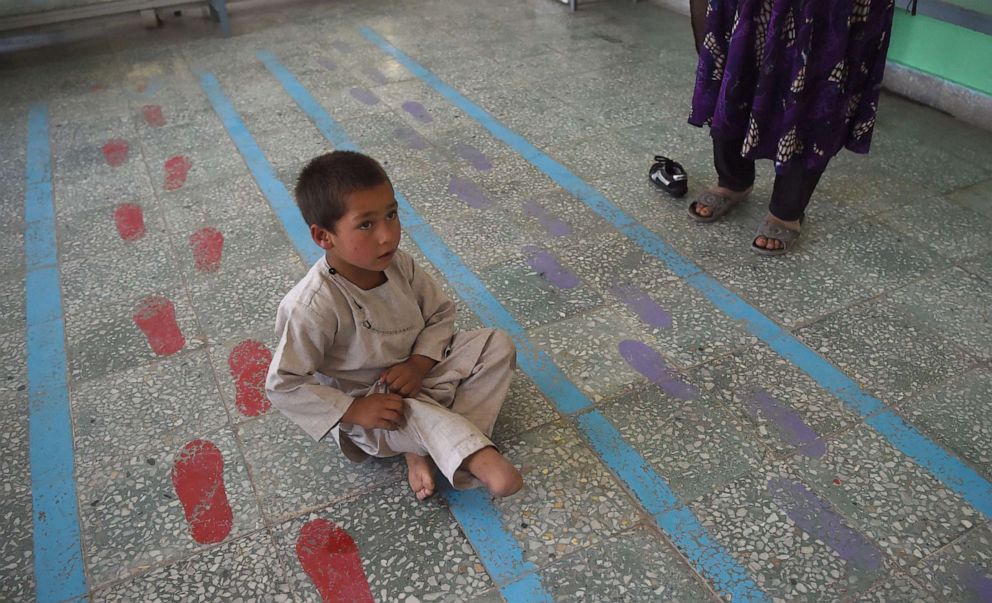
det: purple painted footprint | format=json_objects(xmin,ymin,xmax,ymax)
[
  {"xmin": 618, "ymin": 340, "xmax": 698, "ymax": 400},
  {"xmin": 350, "ymin": 87, "xmax": 380, "ymax": 106},
  {"xmin": 746, "ymin": 388, "xmax": 826, "ymax": 458},
  {"xmin": 331, "ymin": 40, "xmax": 352, "ymax": 54},
  {"xmin": 959, "ymin": 563, "xmax": 992, "ymax": 601},
  {"xmin": 523, "ymin": 246, "xmax": 579, "ymax": 289},
  {"xmin": 452, "ymin": 143, "xmax": 492, "ymax": 171},
  {"xmin": 402, "ymin": 101, "xmax": 433, "ymax": 123},
  {"xmin": 317, "ymin": 57, "xmax": 337, "ymax": 71},
  {"xmin": 610, "ymin": 285, "xmax": 672, "ymax": 329},
  {"xmin": 522, "ymin": 201, "xmax": 572, "ymax": 237},
  {"xmin": 361, "ymin": 66, "xmax": 389, "ymax": 85},
  {"xmin": 767, "ymin": 478, "xmax": 884, "ymax": 572},
  {"xmin": 448, "ymin": 176, "xmax": 491, "ymax": 209},
  {"xmin": 395, "ymin": 126, "xmax": 428, "ymax": 150}
]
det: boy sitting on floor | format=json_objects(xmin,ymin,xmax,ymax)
[{"xmin": 266, "ymin": 150, "xmax": 523, "ymax": 500}]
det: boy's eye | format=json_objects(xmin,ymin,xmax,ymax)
[
  {"xmin": 358, "ymin": 221, "xmax": 372, "ymax": 230},
  {"xmin": 386, "ymin": 210, "xmax": 398, "ymax": 220}
]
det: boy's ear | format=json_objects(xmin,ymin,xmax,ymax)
[{"xmin": 310, "ymin": 224, "xmax": 335, "ymax": 250}]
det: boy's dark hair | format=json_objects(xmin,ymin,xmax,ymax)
[{"xmin": 295, "ymin": 151, "xmax": 391, "ymax": 230}]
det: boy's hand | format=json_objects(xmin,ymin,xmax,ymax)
[
  {"xmin": 341, "ymin": 394, "xmax": 405, "ymax": 430},
  {"xmin": 381, "ymin": 355, "xmax": 436, "ymax": 397}
]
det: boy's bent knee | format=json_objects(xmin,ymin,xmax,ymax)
[{"xmin": 489, "ymin": 329, "xmax": 516, "ymax": 365}]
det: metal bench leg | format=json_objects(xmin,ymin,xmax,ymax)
[{"xmin": 206, "ymin": 0, "xmax": 230, "ymax": 36}]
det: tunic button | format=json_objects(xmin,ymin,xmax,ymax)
[{"xmin": 362, "ymin": 320, "xmax": 372, "ymax": 329}]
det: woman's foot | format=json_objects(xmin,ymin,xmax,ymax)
[
  {"xmin": 688, "ymin": 185, "xmax": 752, "ymax": 221},
  {"xmin": 404, "ymin": 453, "xmax": 436, "ymax": 501},
  {"xmin": 462, "ymin": 447, "xmax": 523, "ymax": 497},
  {"xmin": 753, "ymin": 213, "xmax": 801, "ymax": 252}
]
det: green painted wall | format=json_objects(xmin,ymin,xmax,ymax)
[{"xmin": 888, "ymin": 10, "xmax": 992, "ymax": 95}]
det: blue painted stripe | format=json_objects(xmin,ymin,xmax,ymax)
[
  {"xmin": 195, "ymin": 67, "xmax": 551, "ymax": 600},
  {"xmin": 255, "ymin": 51, "xmax": 766, "ymax": 602},
  {"xmin": 196, "ymin": 72, "xmax": 318, "ymax": 265},
  {"xmin": 25, "ymin": 104, "xmax": 89, "ymax": 602},
  {"xmin": 358, "ymin": 26, "xmax": 992, "ymax": 521},
  {"xmin": 443, "ymin": 486, "xmax": 552, "ymax": 601},
  {"xmin": 579, "ymin": 411, "xmax": 767, "ymax": 602},
  {"xmin": 867, "ymin": 411, "xmax": 992, "ymax": 516}
]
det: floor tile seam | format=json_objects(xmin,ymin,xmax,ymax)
[
  {"xmin": 844, "ymin": 569, "xmax": 931, "ymax": 603},
  {"xmin": 509, "ymin": 281, "xmax": 763, "ymax": 375},
  {"xmin": 768, "ymin": 428, "xmax": 992, "ymax": 571},
  {"xmin": 686, "ymin": 461, "xmax": 906, "ymax": 578},
  {"xmin": 83, "ymin": 523, "xmax": 279, "ymax": 596},
  {"xmin": 249, "ymin": 51, "xmax": 764, "ymax": 602},
  {"xmin": 869, "ymin": 363, "xmax": 992, "ymax": 485},
  {"xmin": 936, "ymin": 168, "xmax": 992, "ymax": 197},
  {"xmin": 784, "ymin": 262, "xmax": 973, "ymax": 338},
  {"xmin": 764, "ymin": 261, "xmax": 950, "ymax": 333},
  {"xmin": 255, "ymin": 472, "xmax": 407, "ymax": 529},
  {"xmin": 911, "ymin": 514, "xmax": 992, "ymax": 573},
  {"xmin": 958, "ymin": 261, "xmax": 992, "ymax": 287},
  {"xmin": 638, "ymin": 520, "xmax": 728, "ymax": 603},
  {"xmin": 535, "ymin": 519, "xmax": 726, "ymax": 603},
  {"xmin": 228, "ymin": 415, "xmax": 282, "ymax": 541},
  {"xmin": 870, "ymin": 212, "xmax": 992, "ymax": 265},
  {"xmin": 945, "ymin": 246, "xmax": 992, "ymax": 268},
  {"xmin": 941, "ymin": 174, "xmax": 992, "ymax": 199}
]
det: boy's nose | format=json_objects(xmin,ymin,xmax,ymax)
[{"xmin": 379, "ymin": 227, "xmax": 397, "ymax": 245}]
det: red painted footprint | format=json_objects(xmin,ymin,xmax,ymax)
[
  {"xmin": 142, "ymin": 104, "xmax": 166, "ymax": 127},
  {"xmin": 113, "ymin": 203, "xmax": 145, "ymax": 241},
  {"xmin": 227, "ymin": 340, "xmax": 272, "ymax": 417},
  {"xmin": 102, "ymin": 139, "xmax": 129, "ymax": 167},
  {"xmin": 296, "ymin": 519, "xmax": 374, "ymax": 603},
  {"xmin": 189, "ymin": 227, "xmax": 224, "ymax": 272},
  {"xmin": 133, "ymin": 295, "xmax": 185, "ymax": 355},
  {"xmin": 164, "ymin": 155, "xmax": 193, "ymax": 191},
  {"xmin": 171, "ymin": 440, "xmax": 233, "ymax": 545}
]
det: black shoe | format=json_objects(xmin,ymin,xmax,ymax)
[{"xmin": 649, "ymin": 155, "xmax": 688, "ymax": 198}]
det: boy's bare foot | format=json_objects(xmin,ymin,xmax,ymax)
[
  {"xmin": 462, "ymin": 447, "xmax": 523, "ymax": 497},
  {"xmin": 404, "ymin": 453, "xmax": 436, "ymax": 501}
]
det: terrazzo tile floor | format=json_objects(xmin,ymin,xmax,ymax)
[{"xmin": 2, "ymin": 0, "xmax": 992, "ymax": 601}]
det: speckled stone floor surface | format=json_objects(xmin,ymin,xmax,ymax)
[{"xmin": 2, "ymin": 0, "xmax": 992, "ymax": 601}]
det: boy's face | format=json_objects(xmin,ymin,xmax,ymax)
[{"xmin": 311, "ymin": 181, "xmax": 401, "ymax": 282}]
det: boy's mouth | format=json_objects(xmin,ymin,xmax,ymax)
[{"xmin": 378, "ymin": 249, "xmax": 396, "ymax": 260}]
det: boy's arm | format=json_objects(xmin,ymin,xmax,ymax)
[
  {"xmin": 265, "ymin": 304, "xmax": 354, "ymax": 441},
  {"xmin": 408, "ymin": 258, "xmax": 456, "ymax": 363}
]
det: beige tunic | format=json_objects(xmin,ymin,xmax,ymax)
[{"xmin": 266, "ymin": 251, "xmax": 515, "ymax": 488}]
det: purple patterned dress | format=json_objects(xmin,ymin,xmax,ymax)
[{"xmin": 689, "ymin": 0, "xmax": 896, "ymax": 173}]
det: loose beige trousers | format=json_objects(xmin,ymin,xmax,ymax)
[{"xmin": 337, "ymin": 328, "xmax": 515, "ymax": 489}]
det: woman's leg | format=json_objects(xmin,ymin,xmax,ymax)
[
  {"xmin": 768, "ymin": 162, "xmax": 823, "ymax": 222},
  {"xmin": 754, "ymin": 162, "xmax": 825, "ymax": 250},
  {"xmin": 690, "ymin": 0, "xmax": 708, "ymax": 54},
  {"xmin": 690, "ymin": 136, "xmax": 755, "ymax": 219},
  {"xmin": 714, "ymin": 136, "xmax": 755, "ymax": 193}
]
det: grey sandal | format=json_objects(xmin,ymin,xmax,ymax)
[
  {"xmin": 688, "ymin": 189, "xmax": 749, "ymax": 223},
  {"xmin": 751, "ymin": 215, "xmax": 804, "ymax": 256}
]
